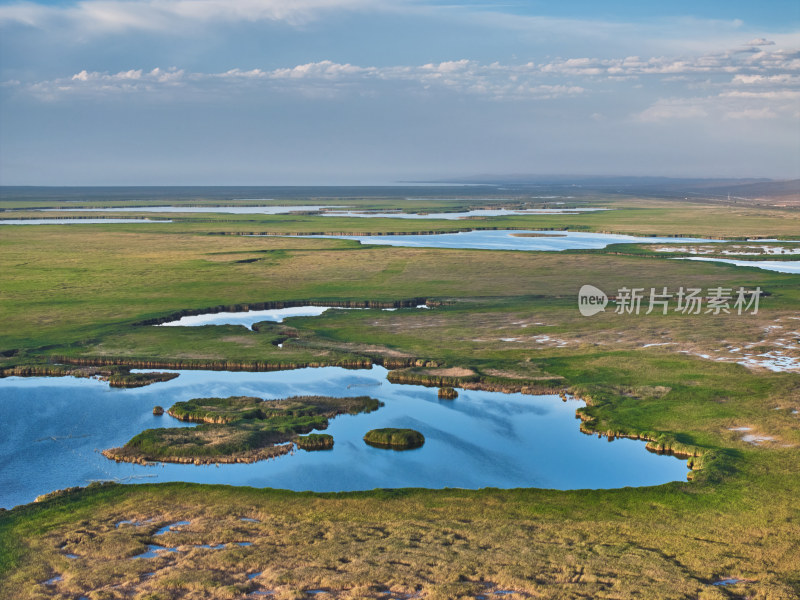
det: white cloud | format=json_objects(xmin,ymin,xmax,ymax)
[
  {"xmin": 745, "ymin": 38, "xmax": 776, "ymax": 46},
  {"xmin": 538, "ymin": 47, "xmax": 800, "ymax": 77},
  {"xmin": 636, "ymin": 89, "xmax": 799, "ymax": 123},
  {"xmin": 15, "ymin": 60, "xmax": 591, "ymax": 101},
  {"xmin": 731, "ymin": 73, "xmax": 797, "ymax": 84},
  {"xmin": 10, "ymin": 44, "xmax": 799, "ymax": 107},
  {"xmin": 723, "ymin": 107, "xmax": 777, "ymax": 119},
  {"xmin": 637, "ymin": 100, "xmax": 709, "ymax": 122}
]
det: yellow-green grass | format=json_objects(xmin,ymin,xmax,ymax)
[{"xmin": 1, "ymin": 221, "xmax": 798, "ymax": 355}]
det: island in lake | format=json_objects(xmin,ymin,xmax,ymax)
[
  {"xmin": 103, "ymin": 395, "xmax": 381, "ymax": 465},
  {"xmin": 364, "ymin": 428, "xmax": 425, "ymax": 449}
]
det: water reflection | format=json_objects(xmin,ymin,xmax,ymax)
[{"xmin": 0, "ymin": 366, "xmax": 688, "ymax": 508}]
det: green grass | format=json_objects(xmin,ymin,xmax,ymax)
[
  {"xmin": 0, "ymin": 193, "xmax": 798, "ymax": 598},
  {"xmin": 438, "ymin": 386, "xmax": 458, "ymax": 399},
  {"xmin": 296, "ymin": 433, "xmax": 334, "ymax": 450}
]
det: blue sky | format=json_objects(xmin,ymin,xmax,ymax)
[{"xmin": 1, "ymin": 0, "xmax": 798, "ymax": 184}]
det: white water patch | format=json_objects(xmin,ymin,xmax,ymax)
[
  {"xmin": 158, "ymin": 306, "xmax": 346, "ymax": 330},
  {"xmin": 0, "ymin": 218, "xmax": 168, "ymax": 225},
  {"xmin": 157, "ymin": 305, "xmax": 427, "ymax": 330},
  {"xmin": 654, "ymin": 245, "xmax": 800, "ymax": 256},
  {"xmin": 736, "ymin": 351, "xmax": 800, "ymax": 372},
  {"xmin": 675, "ymin": 257, "xmax": 800, "ymax": 274},
  {"xmin": 742, "ymin": 434, "xmax": 775, "ymax": 445}
]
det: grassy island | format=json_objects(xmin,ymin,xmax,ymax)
[
  {"xmin": 438, "ymin": 386, "xmax": 458, "ymax": 399},
  {"xmin": 296, "ymin": 433, "xmax": 334, "ymax": 450},
  {"xmin": 364, "ymin": 428, "xmax": 425, "ymax": 449},
  {"xmin": 103, "ymin": 395, "xmax": 381, "ymax": 464}
]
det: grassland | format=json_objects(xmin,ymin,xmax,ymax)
[{"xmin": 0, "ymin": 193, "xmax": 798, "ymax": 599}]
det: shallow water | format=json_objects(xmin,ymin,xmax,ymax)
[
  {"xmin": 305, "ymin": 229, "xmax": 727, "ymax": 251},
  {"xmin": 0, "ymin": 366, "xmax": 688, "ymax": 508},
  {"xmin": 158, "ymin": 306, "xmax": 337, "ymax": 329},
  {"xmin": 157, "ymin": 305, "xmax": 427, "ymax": 329},
  {"xmin": 676, "ymin": 257, "xmax": 800, "ymax": 274},
  {"xmin": 35, "ymin": 205, "xmax": 343, "ymax": 214},
  {"xmin": 0, "ymin": 218, "xmax": 168, "ymax": 225}
]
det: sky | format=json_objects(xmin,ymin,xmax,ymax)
[{"xmin": 0, "ymin": 0, "xmax": 799, "ymax": 185}]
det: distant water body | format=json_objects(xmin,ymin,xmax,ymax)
[
  {"xmin": 321, "ymin": 208, "xmax": 608, "ymax": 219},
  {"xmin": 36, "ymin": 205, "xmax": 342, "ymax": 214},
  {"xmin": 304, "ymin": 229, "xmax": 729, "ymax": 251},
  {"xmin": 0, "ymin": 218, "xmax": 167, "ymax": 225},
  {"xmin": 29, "ymin": 206, "xmax": 604, "ymax": 219}
]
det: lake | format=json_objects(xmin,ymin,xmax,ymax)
[
  {"xmin": 301, "ymin": 229, "xmax": 729, "ymax": 251},
  {"xmin": 0, "ymin": 366, "xmax": 688, "ymax": 509}
]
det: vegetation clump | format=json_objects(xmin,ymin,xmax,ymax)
[
  {"xmin": 438, "ymin": 387, "xmax": 458, "ymax": 399},
  {"xmin": 103, "ymin": 395, "xmax": 381, "ymax": 465},
  {"xmin": 296, "ymin": 433, "xmax": 334, "ymax": 450},
  {"xmin": 364, "ymin": 428, "xmax": 425, "ymax": 450}
]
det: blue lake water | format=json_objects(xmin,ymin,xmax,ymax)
[
  {"xmin": 0, "ymin": 366, "xmax": 688, "ymax": 508},
  {"xmin": 304, "ymin": 229, "xmax": 728, "ymax": 251}
]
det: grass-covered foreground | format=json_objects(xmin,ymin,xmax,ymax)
[
  {"xmin": 0, "ymin": 191, "xmax": 798, "ymax": 598},
  {"xmin": 1, "ymin": 470, "xmax": 798, "ymax": 600},
  {"xmin": 103, "ymin": 396, "xmax": 381, "ymax": 465}
]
